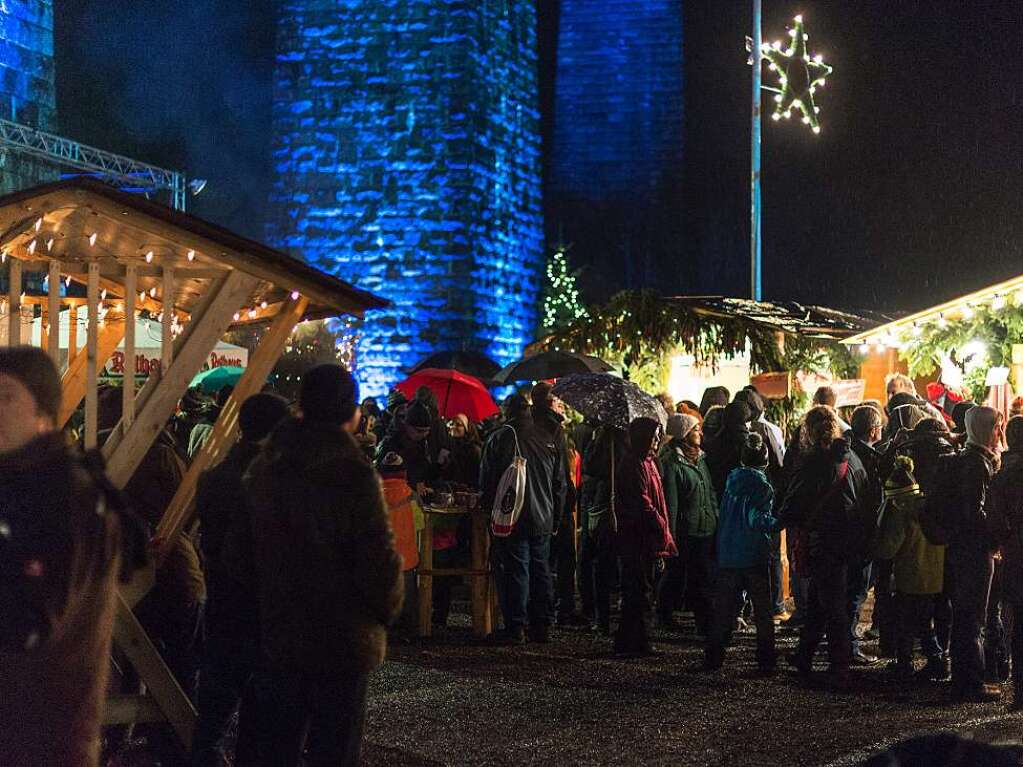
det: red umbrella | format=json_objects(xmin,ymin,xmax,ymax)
[{"xmin": 395, "ymin": 368, "xmax": 499, "ymax": 422}]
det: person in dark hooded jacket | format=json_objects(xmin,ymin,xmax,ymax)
[
  {"xmin": 191, "ymin": 393, "xmax": 290, "ymax": 766},
  {"xmin": 578, "ymin": 424, "xmax": 626, "ymax": 633},
  {"xmin": 778, "ymin": 405, "xmax": 871, "ymax": 687},
  {"xmin": 0, "ymin": 347, "xmax": 144, "ymax": 767},
  {"xmin": 704, "ymin": 400, "xmax": 752, "ymax": 496},
  {"xmin": 376, "ymin": 399, "xmax": 438, "ymax": 489},
  {"xmin": 699, "ymin": 386, "xmax": 730, "ymax": 417},
  {"xmin": 988, "ymin": 415, "xmax": 1023, "ymax": 708},
  {"xmin": 244, "ymin": 365, "xmax": 403, "ymax": 766},
  {"xmin": 480, "ymin": 394, "xmax": 566, "ymax": 644},
  {"xmin": 614, "ymin": 417, "xmax": 677, "ymax": 656}
]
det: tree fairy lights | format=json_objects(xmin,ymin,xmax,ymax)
[
  {"xmin": 761, "ymin": 14, "xmax": 832, "ymax": 134},
  {"xmin": 541, "ymin": 247, "xmax": 587, "ymax": 331}
]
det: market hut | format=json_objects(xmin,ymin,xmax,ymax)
[
  {"xmin": 536, "ymin": 291, "xmax": 885, "ymax": 426},
  {"xmin": 0, "ymin": 177, "xmax": 386, "ymax": 747},
  {"xmin": 843, "ymin": 274, "xmax": 1023, "ymax": 413}
]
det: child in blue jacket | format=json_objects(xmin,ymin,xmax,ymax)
[{"xmin": 704, "ymin": 433, "xmax": 781, "ymax": 673}]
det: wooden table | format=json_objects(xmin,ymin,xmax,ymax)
[{"xmin": 418, "ymin": 505, "xmax": 495, "ymax": 638}]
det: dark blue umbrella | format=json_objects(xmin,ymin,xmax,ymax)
[
  {"xmin": 409, "ymin": 350, "xmax": 501, "ymax": 382},
  {"xmin": 551, "ymin": 373, "xmax": 667, "ymax": 429},
  {"xmin": 493, "ymin": 351, "xmax": 614, "ymax": 385}
]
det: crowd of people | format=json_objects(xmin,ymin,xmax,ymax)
[{"xmin": 5, "ymin": 340, "xmax": 1023, "ymax": 766}]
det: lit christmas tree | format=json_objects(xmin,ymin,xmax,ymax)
[{"xmin": 541, "ymin": 246, "xmax": 588, "ymax": 331}]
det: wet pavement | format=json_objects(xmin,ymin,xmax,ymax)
[{"xmin": 363, "ymin": 611, "xmax": 1023, "ymax": 766}]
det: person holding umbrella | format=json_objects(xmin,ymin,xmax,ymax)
[{"xmin": 614, "ymin": 417, "xmax": 677, "ymax": 657}]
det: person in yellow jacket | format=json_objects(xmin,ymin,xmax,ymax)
[{"xmin": 872, "ymin": 456, "xmax": 946, "ymax": 679}]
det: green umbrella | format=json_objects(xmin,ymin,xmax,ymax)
[{"xmin": 190, "ymin": 365, "xmax": 246, "ymax": 394}]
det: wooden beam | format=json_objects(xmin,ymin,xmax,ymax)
[
  {"xmin": 103, "ymin": 271, "xmax": 258, "ymax": 487},
  {"xmin": 67, "ymin": 304, "xmax": 79, "ymax": 368},
  {"xmin": 57, "ymin": 315, "xmax": 124, "ymax": 427},
  {"xmin": 47, "ymin": 260, "xmax": 61, "ymax": 367},
  {"xmin": 103, "ymin": 694, "xmax": 164, "ymax": 725},
  {"xmin": 161, "ymin": 266, "xmax": 174, "ymax": 367},
  {"xmin": 111, "ymin": 595, "xmax": 196, "ymax": 748},
  {"xmin": 84, "ymin": 263, "xmax": 100, "ymax": 449},
  {"xmin": 123, "ymin": 265, "xmax": 136, "ymax": 429},
  {"xmin": 155, "ymin": 294, "xmax": 309, "ymax": 554},
  {"xmin": 7, "ymin": 257, "xmax": 21, "ymax": 345}
]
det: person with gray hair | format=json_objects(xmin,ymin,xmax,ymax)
[{"xmin": 944, "ymin": 405, "xmax": 1004, "ymax": 702}]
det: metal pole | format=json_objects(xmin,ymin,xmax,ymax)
[{"xmin": 750, "ymin": 0, "xmax": 763, "ymax": 301}]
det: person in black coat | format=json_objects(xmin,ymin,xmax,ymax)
[
  {"xmin": 779, "ymin": 405, "xmax": 871, "ymax": 688},
  {"xmin": 191, "ymin": 393, "xmax": 289, "ymax": 766},
  {"xmin": 480, "ymin": 394, "xmax": 566, "ymax": 644},
  {"xmin": 578, "ymin": 424, "xmax": 626, "ymax": 634},
  {"xmin": 704, "ymin": 401, "xmax": 752, "ymax": 496},
  {"xmin": 944, "ymin": 406, "xmax": 1003, "ymax": 702},
  {"xmin": 244, "ymin": 366, "xmax": 403, "ymax": 765}
]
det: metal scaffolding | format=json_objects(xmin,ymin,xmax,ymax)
[{"xmin": 0, "ymin": 117, "xmax": 188, "ymax": 211}]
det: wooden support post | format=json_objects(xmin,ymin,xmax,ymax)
[
  {"xmin": 161, "ymin": 266, "xmax": 174, "ymax": 367},
  {"xmin": 418, "ymin": 516, "xmax": 435, "ymax": 638},
  {"xmin": 48, "ymin": 260, "xmax": 61, "ymax": 367},
  {"xmin": 68, "ymin": 304, "xmax": 79, "ymax": 366},
  {"xmin": 58, "ymin": 320, "xmax": 125, "ymax": 427},
  {"xmin": 123, "ymin": 266, "xmax": 137, "ymax": 429},
  {"xmin": 85, "ymin": 262, "xmax": 100, "ymax": 449},
  {"xmin": 155, "ymin": 295, "xmax": 309, "ymax": 552},
  {"xmin": 7, "ymin": 257, "xmax": 21, "ymax": 345},
  {"xmin": 111, "ymin": 595, "xmax": 196, "ymax": 749},
  {"xmin": 103, "ymin": 271, "xmax": 258, "ymax": 487},
  {"xmin": 470, "ymin": 511, "xmax": 493, "ymax": 637}
]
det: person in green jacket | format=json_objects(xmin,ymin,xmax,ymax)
[
  {"xmin": 872, "ymin": 455, "xmax": 946, "ymax": 678},
  {"xmin": 658, "ymin": 413, "xmax": 719, "ymax": 636}
]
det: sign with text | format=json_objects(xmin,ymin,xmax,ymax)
[
  {"xmin": 831, "ymin": 379, "xmax": 867, "ymax": 409},
  {"xmin": 104, "ymin": 346, "xmax": 248, "ymax": 378}
]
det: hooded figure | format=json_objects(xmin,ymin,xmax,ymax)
[
  {"xmin": 613, "ymin": 417, "xmax": 676, "ymax": 656},
  {"xmin": 704, "ymin": 400, "xmax": 752, "ymax": 496},
  {"xmin": 699, "ymin": 386, "xmax": 730, "ymax": 417}
]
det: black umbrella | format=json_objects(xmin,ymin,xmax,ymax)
[
  {"xmin": 551, "ymin": 373, "xmax": 667, "ymax": 429},
  {"xmin": 493, "ymin": 350, "xmax": 614, "ymax": 385},
  {"xmin": 409, "ymin": 350, "xmax": 501, "ymax": 382}
]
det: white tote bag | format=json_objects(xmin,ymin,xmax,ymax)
[{"xmin": 489, "ymin": 426, "xmax": 527, "ymax": 537}]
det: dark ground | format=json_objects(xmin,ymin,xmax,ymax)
[{"xmin": 363, "ymin": 605, "xmax": 1023, "ymax": 767}]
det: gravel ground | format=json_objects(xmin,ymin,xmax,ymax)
[{"xmin": 363, "ymin": 608, "xmax": 1023, "ymax": 767}]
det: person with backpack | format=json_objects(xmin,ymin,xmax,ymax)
[
  {"xmin": 614, "ymin": 417, "xmax": 677, "ymax": 656},
  {"xmin": 988, "ymin": 415, "xmax": 1023, "ymax": 708},
  {"xmin": 480, "ymin": 394, "xmax": 566, "ymax": 645},
  {"xmin": 871, "ymin": 456, "xmax": 946, "ymax": 679},
  {"xmin": 942, "ymin": 405, "xmax": 1003, "ymax": 702},
  {"xmin": 778, "ymin": 405, "xmax": 871, "ymax": 689},
  {"xmin": 704, "ymin": 433, "xmax": 780, "ymax": 673}
]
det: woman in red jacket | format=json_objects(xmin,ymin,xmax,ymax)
[{"xmin": 614, "ymin": 417, "xmax": 678, "ymax": 656}]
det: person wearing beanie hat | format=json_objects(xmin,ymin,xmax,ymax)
[
  {"xmin": 657, "ymin": 406, "xmax": 718, "ymax": 633},
  {"xmin": 300, "ymin": 363, "xmax": 361, "ymax": 429},
  {"xmin": 0, "ymin": 346, "xmax": 142, "ymax": 766},
  {"xmin": 375, "ymin": 397, "xmax": 438, "ymax": 490},
  {"xmin": 988, "ymin": 415, "xmax": 1023, "ymax": 707},
  {"xmin": 939, "ymin": 403, "xmax": 1002, "ymax": 702},
  {"xmin": 191, "ymin": 391, "xmax": 291, "ymax": 763},
  {"xmin": 872, "ymin": 456, "xmax": 947, "ymax": 680},
  {"xmin": 244, "ymin": 366, "xmax": 403, "ymax": 762},
  {"xmin": 0, "ymin": 345, "xmax": 61, "ymax": 453},
  {"xmin": 705, "ymin": 433, "xmax": 780, "ymax": 673}
]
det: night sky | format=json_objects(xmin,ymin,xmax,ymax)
[{"xmin": 55, "ymin": 0, "xmax": 1023, "ymax": 316}]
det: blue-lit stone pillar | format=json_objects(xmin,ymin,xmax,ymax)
[
  {"xmin": 551, "ymin": 0, "xmax": 684, "ymax": 292},
  {"xmin": 268, "ymin": 1, "xmax": 544, "ymax": 398},
  {"xmin": 0, "ymin": 0, "xmax": 56, "ymax": 193}
]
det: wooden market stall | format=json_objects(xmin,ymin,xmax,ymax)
[
  {"xmin": 843, "ymin": 272, "xmax": 1023, "ymax": 406},
  {"xmin": 0, "ymin": 178, "xmax": 386, "ymax": 749}
]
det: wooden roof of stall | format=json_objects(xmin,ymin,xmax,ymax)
[
  {"xmin": 0, "ymin": 178, "xmax": 387, "ymax": 323},
  {"xmin": 665, "ymin": 296, "xmax": 895, "ymax": 340}
]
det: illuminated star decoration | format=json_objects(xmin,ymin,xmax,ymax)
[{"xmin": 761, "ymin": 14, "xmax": 832, "ymax": 134}]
